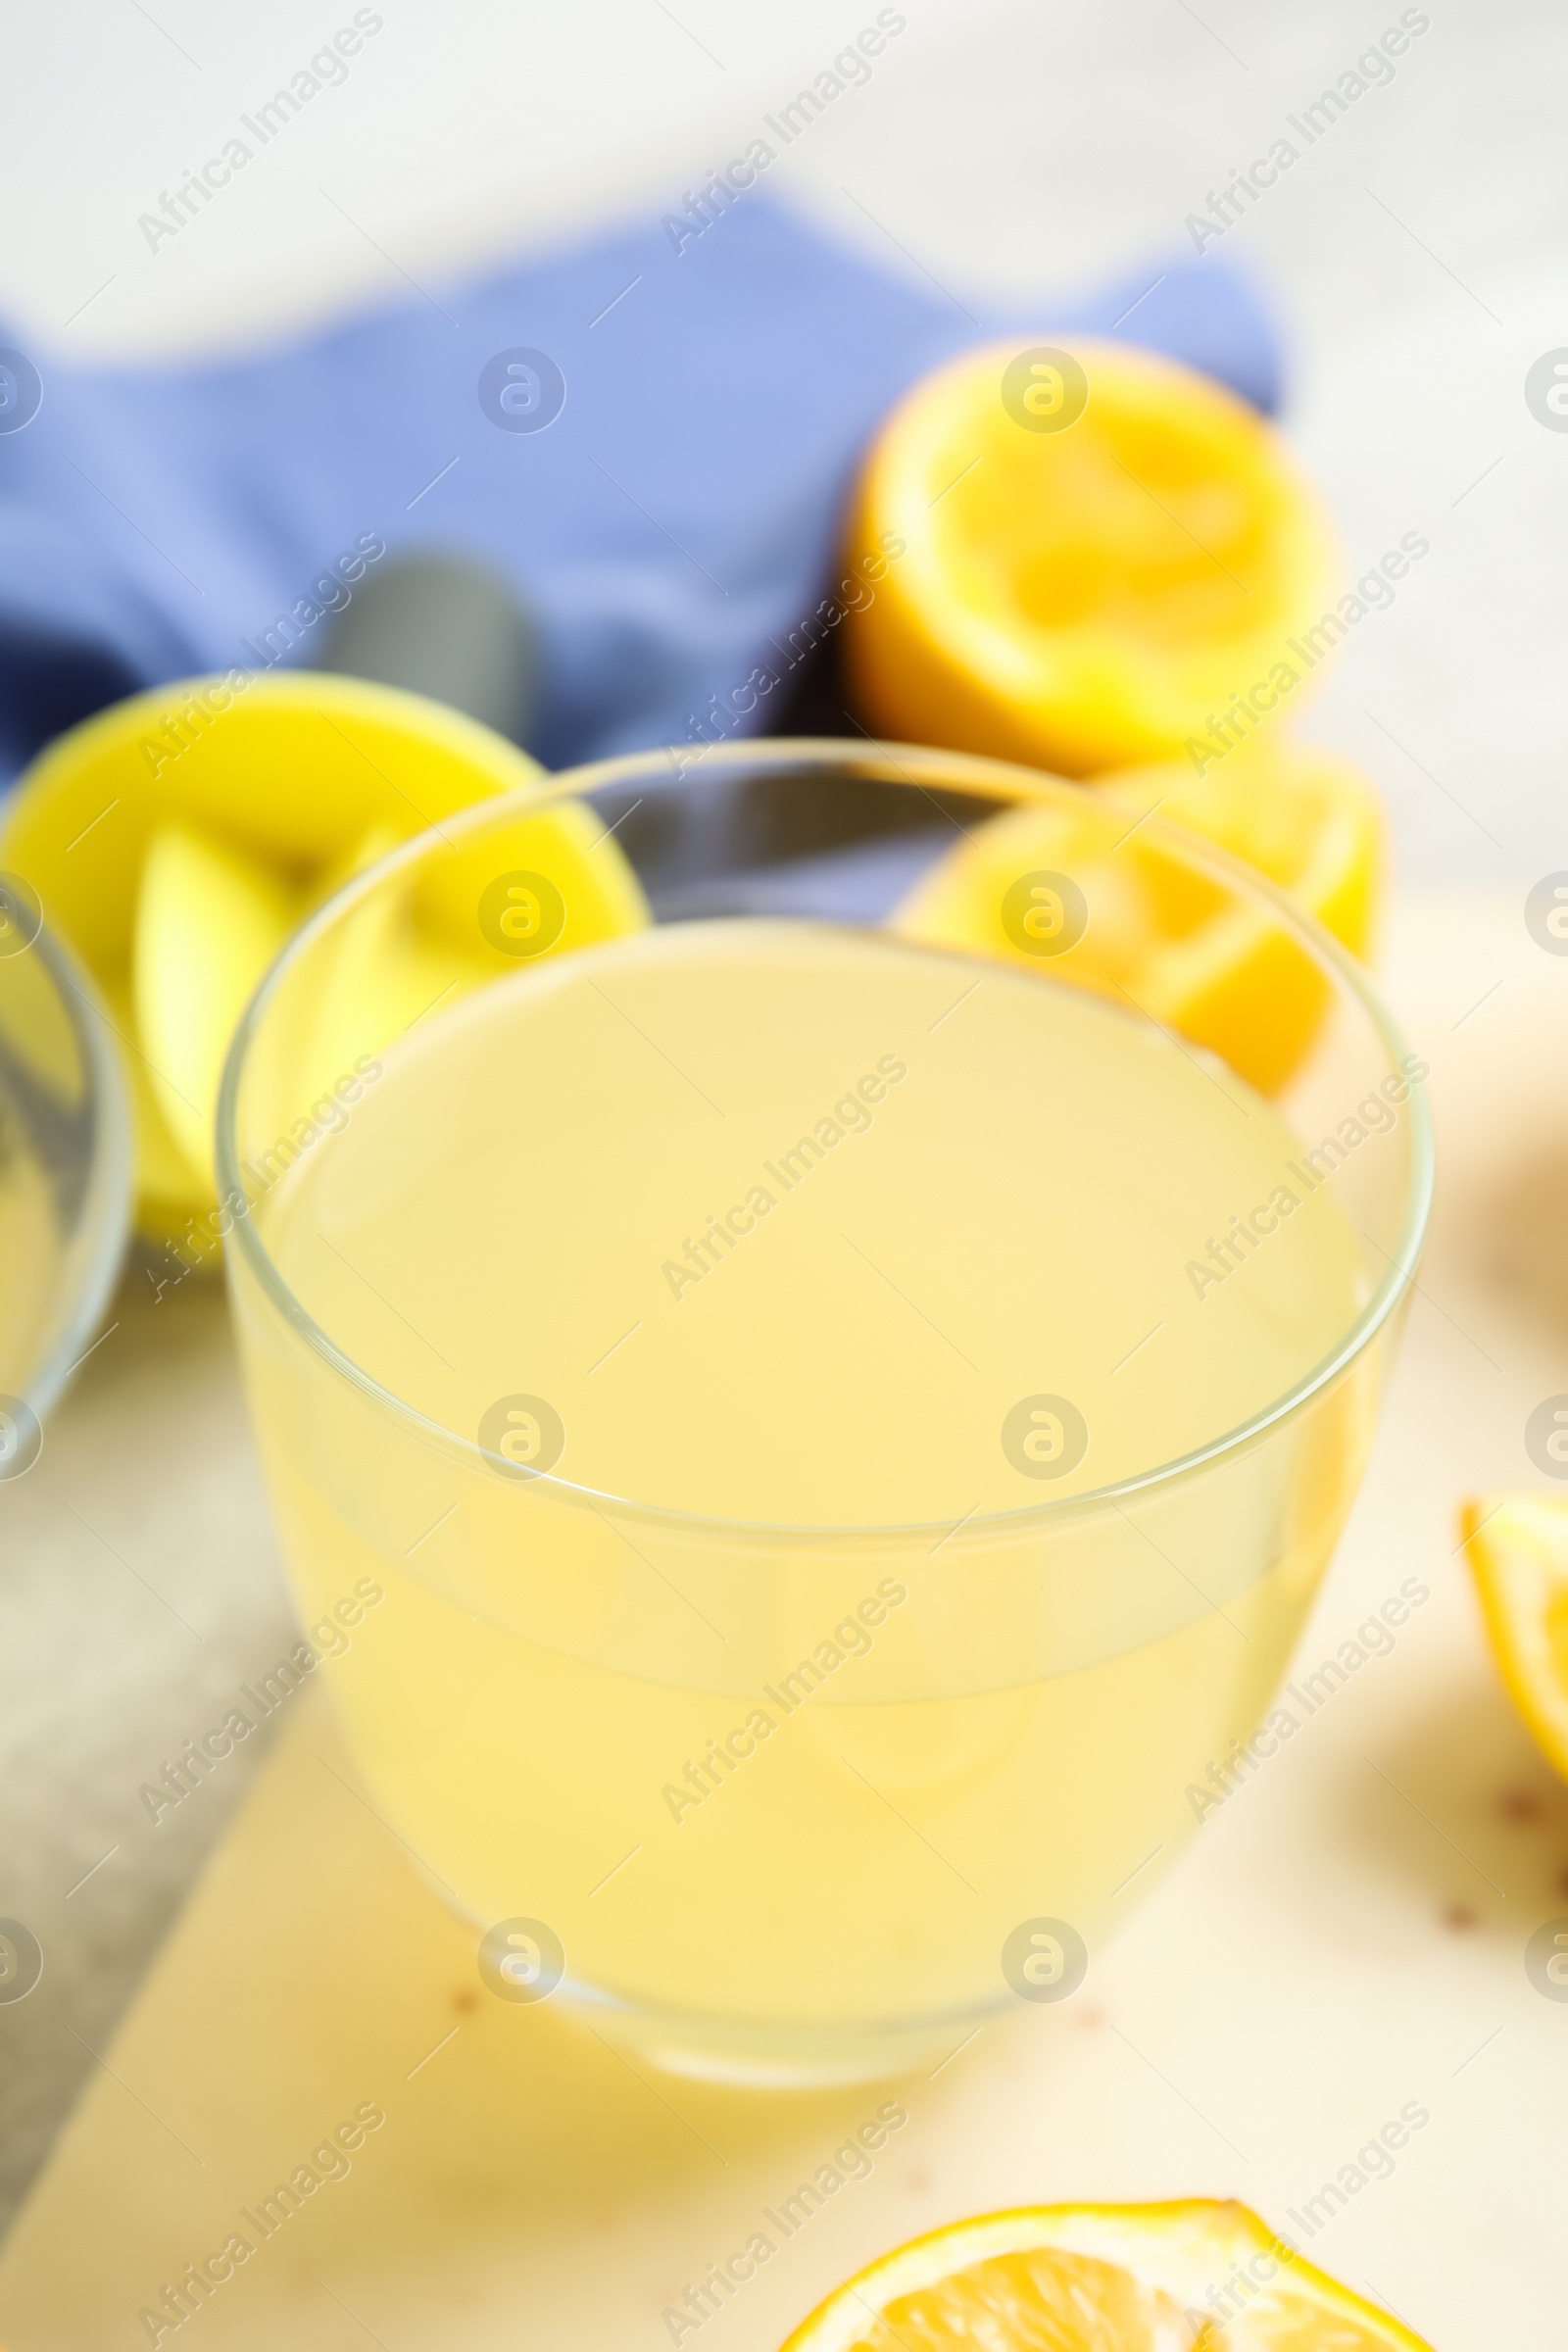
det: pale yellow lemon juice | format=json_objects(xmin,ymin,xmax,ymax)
[{"xmin": 227, "ymin": 844, "xmax": 1395, "ymax": 2078}]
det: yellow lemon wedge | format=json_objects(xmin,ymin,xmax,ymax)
[
  {"xmin": 286, "ymin": 799, "xmax": 654, "ymax": 1116},
  {"xmin": 1099, "ymin": 736, "xmax": 1383, "ymax": 961},
  {"xmin": 133, "ymin": 821, "xmax": 298, "ymax": 1188},
  {"xmin": 0, "ymin": 674, "xmax": 649, "ymax": 1233},
  {"xmin": 415, "ymin": 797, "xmax": 650, "ymax": 954},
  {"xmin": 1460, "ymin": 1494, "xmax": 1568, "ymax": 1779},
  {"xmin": 894, "ymin": 736, "xmax": 1382, "ymax": 1095},
  {"xmin": 306, "ymin": 820, "xmax": 406, "ymax": 912},
  {"xmin": 778, "ymin": 2202, "xmax": 1432, "ymax": 2352},
  {"xmin": 99, "ymin": 973, "xmax": 209, "ymax": 1231},
  {"xmin": 844, "ymin": 337, "xmax": 1340, "ymax": 776}
]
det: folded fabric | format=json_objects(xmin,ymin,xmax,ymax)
[{"xmin": 0, "ymin": 198, "xmax": 1281, "ymax": 786}]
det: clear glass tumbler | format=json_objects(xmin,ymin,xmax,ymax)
[{"xmin": 219, "ymin": 740, "xmax": 1432, "ymax": 2083}]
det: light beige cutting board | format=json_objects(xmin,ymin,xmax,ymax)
[{"xmin": 2, "ymin": 893, "xmax": 1566, "ymax": 2351}]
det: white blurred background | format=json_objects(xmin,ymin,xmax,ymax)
[{"xmin": 2, "ymin": 0, "xmax": 1561, "ymax": 885}]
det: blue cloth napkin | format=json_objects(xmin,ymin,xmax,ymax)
[{"xmin": 0, "ymin": 199, "xmax": 1281, "ymax": 784}]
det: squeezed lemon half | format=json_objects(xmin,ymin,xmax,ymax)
[
  {"xmin": 894, "ymin": 736, "xmax": 1382, "ymax": 1096},
  {"xmin": 844, "ymin": 337, "xmax": 1341, "ymax": 776},
  {"xmin": 778, "ymin": 2202, "xmax": 1432, "ymax": 2352},
  {"xmin": 0, "ymin": 674, "xmax": 647, "ymax": 1228}
]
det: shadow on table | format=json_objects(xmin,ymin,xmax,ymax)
[
  {"xmin": 1342, "ymin": 1672, "xmax": 1568, "ymax": 1936},
  {"xmin": 1463, "ymin": 1124, "xmax": 1568, "ymax": 1348}
]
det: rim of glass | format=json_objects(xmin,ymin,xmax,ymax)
[
  {"xmin": 217, "ymin": 735, "xmax": 1435, "ymax": 1547},
  {"xmin": 24, "ymin": 921, "xmax": 133, "ymax": 1424}
]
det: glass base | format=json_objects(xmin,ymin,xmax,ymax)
[{"xmin": 554, "ymin": 1973, "xmax": 1006, "ymax": 2088}]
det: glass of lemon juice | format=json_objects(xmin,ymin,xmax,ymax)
[{"xmin": 219, "ymin": 740, "xmax": 1432, "ymax": 2084}]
